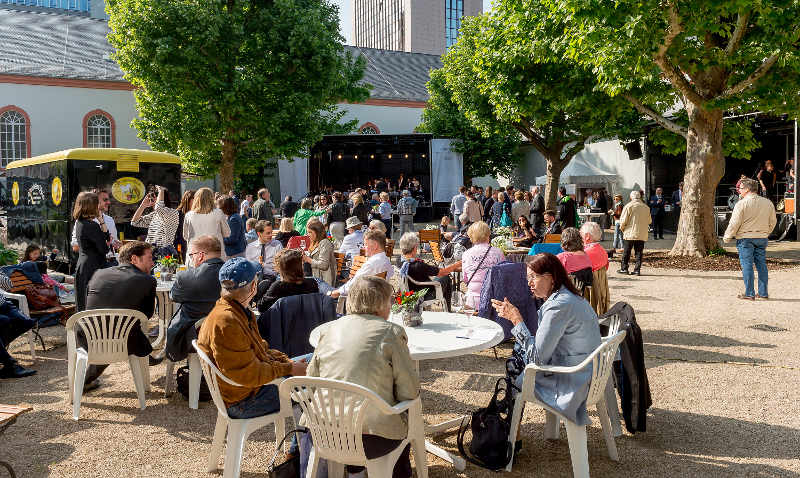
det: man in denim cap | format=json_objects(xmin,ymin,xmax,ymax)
[{"xmin": 197, "ymin": 257, "xmax": 307, "ymax": 419}]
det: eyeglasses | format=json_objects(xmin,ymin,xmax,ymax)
[{"xmin": 188, "ymin": 251, "xmax": 205, "ymax": 258}]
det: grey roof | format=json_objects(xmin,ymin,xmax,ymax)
[
  {"xmin": 0, "ymin": 7, "xmax": 125, "ymax": 81},
  {"xmin": 0, "ymin": 7, "xmax": 442, "ymax": 102},
  {"xmin": 344, "ymin": 46, "xmax": 441, "ymax": 102}
]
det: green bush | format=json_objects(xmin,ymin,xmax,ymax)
[
  {"xmin": 707, "ymin": 246, "xmax": 727, "ymax": 257},
  {"xmin": 0, "ymin": 243, "xmax": 19, "ymax": 266}
]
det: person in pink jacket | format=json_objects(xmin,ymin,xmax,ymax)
[{"xmin": 461, "ymin": 221, "xmax": 506, "ymax": 309}]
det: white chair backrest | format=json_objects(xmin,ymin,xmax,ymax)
[
  {"xmin": 599, "ymin": 313, "xmax": 621, "ymax": 337},
  {"xmin": 279, "ymin": 376, "xmax": 399, "ymax": 464},
  {"xmin": 65, "ymin": 309, "xmax": 147, "ymax": 364},
  {"xmin": 192, "ymin": 340, "xmax": 243, "ymax": 419},
  {"xmin": 585, "ymin": 331, "xmax": 626, "ymax": 407}
]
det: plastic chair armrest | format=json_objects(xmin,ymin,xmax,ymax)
[{"xmin": 389, "ymin": 396, "xmax": 420, "ymax": 415}]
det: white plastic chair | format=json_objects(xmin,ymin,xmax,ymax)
[
  {"xmin": 1, "ymin": 291, "xmax": 36, "ymax": 361},
  {"xmin": 399, "ymin": 274, "xmax": 447, "ymax": 312},
  {"xmin": 192, "ymin": 340, "xmax": 289, "ymax": 478},
  {"xmin": 505, "ymin": 331, "xmax": 627, "ymax": 476},
  {"xmin": 66, "ymin": 309, "xmax": 150, "ymax": 421},
  {"xmin": 280, "ymin": 376, "xmax": 428, "ymax": 478},
  {"xmin": 164, "ymin": 354, "xmax": 202, "ymax": 409},
  {"xmin": 598, "ymin": 314, "xmax": 623, "ymax": 437}
]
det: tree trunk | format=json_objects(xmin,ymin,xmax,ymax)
[
  {"xmin": 219, "ymin": 139, "xmax": 236, "ymax": 194},
  {"xmin": 670, "ymin": 104, "xmax": 725, "ymax": 257},
  {"xmin": 544, "ymin": 155, "xmax": 566, "ymax": 210}
]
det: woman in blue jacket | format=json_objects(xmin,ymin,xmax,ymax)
[
  {"xmin": 219, "ymin": 197, "xmax": 247, "ymax": 258},
  {"xmin": 492, "ymin": 253, "xmax": 602, "ymax": 426}
]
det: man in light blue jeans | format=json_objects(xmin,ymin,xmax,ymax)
[
  {"xmin": 723, "ymin": 178, "xmax": 777, "ymax": 300},
  {"xmin": 735, "ymin": 238, "xmax": 769, "ymax": 299}
]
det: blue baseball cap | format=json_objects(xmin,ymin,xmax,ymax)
[{"xmin": 218, "ymin": 257, "xmax": 260, "ymax": 289}]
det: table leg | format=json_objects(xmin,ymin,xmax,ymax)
[{"xmin": 424, "ymin": 440, "xmax": 466, "ymax": 471}]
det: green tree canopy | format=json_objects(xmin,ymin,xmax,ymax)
[
  {"xmin": 106, "ymin": 0, "xmax": 369, "ymax": 192},
  {"xmin": 545, "ymin": 0, "xmax": 800, "ymax": 255},
  {"xmin": 417, "ymin": 69, "xmax": 523, "ymax": 180},
  {"xmin": 441, "ymin": 5, "xmax": 640, "ymax": 208}
]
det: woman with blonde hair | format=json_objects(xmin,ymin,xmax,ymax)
[
  {"xmin": 461, "ymin": 221, "xmax": 506, "ymax": 309},
  {"xmin": 174, "ymin": 190, "xmax": 195, "ymax": 261},
  {"xmin": 183, "ymin": 187, "xmax": 231, "ymax": 263},
  {"xmin": 274, "ymin": 217, "xmax": 300, "ymax": 247},
  {"xmin": 73, "ymin": 192, "xmax": 110, "ymax": 311},
  {"xmin": 350, "ymin": 193, "xmax": 370, "ymax": 225}
]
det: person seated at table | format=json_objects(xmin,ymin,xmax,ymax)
[
  {"xmin": 491, "ymin": 253, "xmax": 602, "ymax": 426},
  {"xmin": 338, "ymin": 216, "xmax": 364, "ymax": 258},
  {"xmin": 398, "ymin": 232, "xmax": 461, "ymax": 312},
  {"xmin": 512, "ymin": 216, "xmax": 537, "ymax": 248},
  {"xmin": 557, "ymin": 228, "xmax": 594, "ymax": 294},
  {"xmin": 580, "ymin": 222, "xmax": 610, "ymax": 314},
  {"xmin": 274, "ymin": 217, "xmax": 300, "ymax": 247},
  {"xmin": 304, "ymin": 276, "xmax": 419, "ymax": 478},
  {"xmin": 245, "ymin": 220, "xmax": 283, "ymax": 301},
  {"xmin": 0, "ymin": 273, "xmax": 37, "ymax": 378},
  {"xmin": 166, "ymin": 235, "xmax": 224, "ymax": 362},
  {"xmin": 368, "ymin": 218, "xmax": 387, "ymax": 234},
  {"xmin": 538, "ymin": 210, "xmax": 562, "ymax": 242},
  {"xmin": 244, "ymin": 218, "xmax": 258, "ymax": 244},
  {"xmin": 22, "ymin": 244, "xmax": 68, "ymax": 293},
  {"xmin": 461, "ymin": 221, "xmax": 506, "ymax": 309},
  {"xmin": 198, "ymin": 257, "xmax": 307, "ymax": 420},
  {"xmin": 257, "ymin": 249, "xmax": 319, "ymax": 314},
  {"xmin": 439, "ymin": 216, "xmax": 452, "ymax": 242},
  {"xmin": 82, "ymin": 241, "xmax": 157, "ymax": 389},
  {"xmin": 330, "ymin": 230, "xmax": 393, "ymax": 299}
]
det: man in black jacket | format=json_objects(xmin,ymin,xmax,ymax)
[
  {"xmin": 530, "ymin": 186, "xmax": 545, "ymax": 233},
  {"xmin": 165, "ymin": 235, "xmax": 224, "ymax": 362},
  {"xmin": 556, "ymin": 186, "xmax": 577, "ymax": 229},
  {"xmin": 280, "ymin": 195, "xmax": 299, "ymax": 219},
  {"xmin": 82, "ymin": 241, "xmax": 157, "ymax": 388}
]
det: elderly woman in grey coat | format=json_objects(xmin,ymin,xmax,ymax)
[{"xmin": 492, "ymin": 252, "xmax": 602, "ymax": 426}]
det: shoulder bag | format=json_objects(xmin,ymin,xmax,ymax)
[
  {"xmin": 267, "ymin": 428, "xmax": 308, "ymax": 478},
  {"xmin": 457, "ymin": 377, "xmax": 515, "ymax": 471}
]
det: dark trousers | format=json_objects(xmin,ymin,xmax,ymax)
[
  {"xmin": 621, "ymin": 240, "xmax": 645, "ymax": 273},
  {"xmin": 79, "ymin": 320, "xmax": 153, "ymax": 384},
  {"xmin": 301, "ymin": 432, "xmax": 411, "ymax": 478},
  {"xmin": 0, "ymin": 302, "xmax": 35, "ymax": 366},
  {"xmin": 652, "ymin": 214, "xmax": 664, "ymax": 239},
  {"xmin": 422, "ymin": 275, "xmax": 453, "ymax": 312}
]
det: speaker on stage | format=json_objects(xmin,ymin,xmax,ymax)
[{"xmin": 624, "ymin": 140, "xmax": 643, "ymax": 160}]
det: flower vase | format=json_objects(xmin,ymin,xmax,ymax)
[{"xmin": 398, "ymin": 301, "xmax": 424, "ymax": 327}]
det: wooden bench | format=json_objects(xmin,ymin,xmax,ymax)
[
  {"xmin": 349, "ymin": 255, "xmax": 368, "ymax": 279},
  {"xmin": 429, "ymin": 241, "xmax": 444, "ymax": 264},
  {"xmin": 8, "ymin": 270, "xmax": 76, "ymax": 350},
  {"xmin": 418, "ymin": 229, "xmax": 441, "ymax": 244},
  {"xmin": 0, "ymin": 404, "xmax": 32, "ymax": 477},
  {"xmin": 334, "ymin": 252, "xmax": 346, "ymax": 277},
  {"xmin": 544, "ymin": 234, "xmax": 562, "ymax": 244}
]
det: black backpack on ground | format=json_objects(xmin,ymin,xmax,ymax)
[
  {"xmin": 457, "ymin": 377, "xmax": 516, "ymax": 471},
  {"xmin": 176, "ymin": 365, "xmax": 212, "ymax": 403}
]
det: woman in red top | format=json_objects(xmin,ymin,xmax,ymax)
[{"xmin": 579, "ymin": 222, "xmax": 609, "ymax": 271}]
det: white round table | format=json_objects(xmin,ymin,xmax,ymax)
[{"xmin": 308, "ymin": 311, "xmax": 504, "ymax": 471}]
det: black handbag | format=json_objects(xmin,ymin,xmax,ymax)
[
  {"xmin": 175, "ymin": 365, "xmax": 212, "ymax": 402},
  {"xmin": 267, "ymin": 428, "xmax": 307, "ymax": 478},
  {"xmin": 457, "ymin": 377, "xmax": 516, "ymax": 471}
]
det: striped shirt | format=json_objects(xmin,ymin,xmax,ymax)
[{"xmin": 132, "ymin": 201, "xmax": 181, "ymax": 247}]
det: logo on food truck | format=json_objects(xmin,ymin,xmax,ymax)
[
  {"xmin": 112, "ymin": 177, "xmax": 145, "ymax": 204},
  {"xmin": 11, "ymin": 181, "xmax": 19, "ymax": 206},
  {"xmin": 28, "ymin": 184, "xmax": 45, "ymax": 206},
  {"xmin": 51, "ymin": 177, "xmax": 63, "ymax": 206}
]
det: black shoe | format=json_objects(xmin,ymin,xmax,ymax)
[
  {"xmin": 617, "ymin": 269, "xmax": 630, "ymax": 275},
  {"xmin": 0, "ymin": 363, "xmax": 37, "ymax": 379},
  {"xmin": 149, "ymin": 355, "xmax": 164, "ymax": 366}
]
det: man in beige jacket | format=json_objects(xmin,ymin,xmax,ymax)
[
  {"xmin": 723, "ymin": 178, "xmax": 777, "ymax": 300},
  {"xmin": 305, "ymin": 275, "xmax": 419, "ymax": 477},
  {"xmin": 618, "ymin": 190, "xmax": 652, "ymax": 276}
]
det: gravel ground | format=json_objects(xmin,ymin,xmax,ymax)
[{"xmin": 2, "ymin": 254, "xmax": 800, "ymax": 477}]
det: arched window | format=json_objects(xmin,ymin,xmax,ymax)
[
  {"xmin": 359, "ymin": 122, "xmax": 380, "ymax": 134},
  {"xmin": 0, "ymin": 107, "xmax": 30, "ymax": 167},
  {"xmin": 83, "ymin": 110, "xmax": 116, "ymax": 148}
]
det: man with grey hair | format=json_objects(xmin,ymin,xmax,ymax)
[
  {"xmin": 396, "ymin": 189, "xmax": 418, "ymax": 237},
  {"xmin": 399, "ymin": 232, "xmax": 460, "ymax": 311},
  {"xmin": 530, "ymin": 186, "xmax": 545, "ymax": 232},
  {"xmin": 723, "ymin": 177, "xmax": 776, "ymax": 300},
  {"xmin": 304, "ymin": 275, "xmax": 419, "ymax": 477},
  {"xmin": 618, "ymin": 190, "xmax": 651, "ymax": 275}
]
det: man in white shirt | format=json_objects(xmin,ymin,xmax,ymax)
[
  {"xmin": 239, "ymin": 194, "xmax": 253, "ymax": 219},
  {"xmin": 339, "ymin": 216, "xmax": 364, "ymax": 258},
  {"xmin": 72, "ymin": 189, "xmax": 119, "ymax": 263},
  {"xmin": 330, "ymin": 230, "xmax": 393, "ymax": 298},
  {"xmin": 244, "ymin": 221, "xmax": 283, "ymax": 278},
  {"xmin": 723, "ymin": 178, "xmax": 777, "ymax": 300},
  {"xmin": 450, "ymin": 186, "xmax": 468, "ymax": 231}
]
